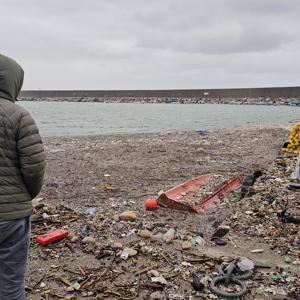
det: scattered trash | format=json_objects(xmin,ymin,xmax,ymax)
[
  {"xmin": 192, "ymin": 236, "xmax": 206, "ymax": 246},
  {"xmin": 214, "ymin": 238, "xmax": 227, "ymax": 246},
  {"xmin": 26, "ymin": 129, "xmax": 299, "ymax": 299},
  {"xmin": 191, "ymin": 272, "xmax": 205, "ymax": 291},
  {"xmin": 211, "ymin": 225, "xmax": 230, "ymax": 239},
  {"xmin": 195, "ymin": 128, "xmax": 208, "ymax": 135},
  {"xmin": 210, "ymin": 262, "xmax": 252, "ymax": 299},
  {"xmin": 163, "ymin": 228, "xmax": 175, "ymax": 243},
  {"xmin": 251, "ymin": 249, "xmax": 265, "ymax": 253},
  {"xmin": 145, "ymin": 197, "xmax": 158, "ymax": 210},
  {"xmin": 36, "ymin": 229, "xmax": 69, "ymax": 246},
  {"xmin": 85, "ymin": 207, "xmax": 97, "ymax": 216},
  {"xmin": 151, "ymin": 276, "xmax": 167, "ymax": 285}
]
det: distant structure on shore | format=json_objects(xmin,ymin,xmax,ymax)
[
  {"xmin": 19, "ymin": 86, "xmax": 300, "ymax": 106},
  {"xmin": 20, "ymin": 86, "xmax": 300, "ymax": 98}
]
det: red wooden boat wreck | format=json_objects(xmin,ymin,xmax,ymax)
[{"xmin": 157, "ymin": 174, "xmax": 241, "ymax": 214}]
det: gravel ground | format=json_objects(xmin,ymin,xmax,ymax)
[{"xmin": 26, "ymin": 125, "xmax": 299, "ymax": 299}]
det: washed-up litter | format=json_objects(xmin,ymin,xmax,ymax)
[
  {"xmin": 26, "ymin": 129, "xmax": 300, "ymax": 299},
  {"xmin": 36, "ymin": 229, "xmax": 69, "ymax": 246}
]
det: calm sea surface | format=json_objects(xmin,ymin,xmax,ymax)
[{"xmin": 19, "ymin": 102, "xmax": 299, "ymax": 137}]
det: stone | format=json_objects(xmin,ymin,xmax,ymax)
[
  {"xmin": 284, "ymin": 256, "xmax": 292, "ymax": 264},
  {"xmin": 121, "ymin": 247, "xmax": 137, "ymax": 260},
  {"xmin": 237, "ymin": 257, "xmax": 255, "ymax": 271},
  {"xmin": 151, "ymin": 276, "xmax": 167, "ymax": 285},
  {"xmin": 73, "ymin": 282, "xmax": 81, "ymax": 291},
  {"xmin": 139, "ymin": 229, "xmax": 152, "ymax": 238},
  {"xmin": 67, "ymin": 286, "xmax": 75, "ymax": 292},
  {"xmin": 148, "ymin": 270, "xmax": 160, "ymax": 277},
  {"xmin": 113, "ymin": 214, "xmax": 120, "ymax": 221},
  {"xmin": 212, "ymin": 225, "xmax": 230, "ymax": 239},
  {"xmin": 150, "ymin": 291, "xmax": 166, "ymax": 300},
  {"xmin": 71, "ymin": 236, "xmax": 79, "ymax": 243},
  {"xmin": 192, "ymin": 236, "xmax": 206, "ymax": 246},
  {"xmin": 119, "ymin": 211, "xmax": 137, "ymax": 222},
  {"xmin": 163, "ymin": 228, "xmax": 175, "ymax": 243},
  {"xmin": 82, "ymin": 236, "xmax": 96, "ymax": 245},
  {"xmin": 181, "ymin": 241, "xmax": 192, "ymax": 250},
  {"xmin": 214, "ymin": 238, "xmax": 227, "ymax": 246},
  {"xmin": 112, "ymin": 242, "xmax": 123, "ymax": 249},
  {"xmin": 32, "ymin": 197, "xmax": 44, "ymax": 208},
  {"xmin": 151, "ymin": 233, "xmax": 164, "ymax": 241}
]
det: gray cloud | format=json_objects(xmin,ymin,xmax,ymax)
[{"xmin": 1, "ymin": 0, "xmax": 300, "ymax": 89}]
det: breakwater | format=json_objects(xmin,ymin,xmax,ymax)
[{"xmin": 19, "ymin": 86, "xmax": 300, "ymax": 106}]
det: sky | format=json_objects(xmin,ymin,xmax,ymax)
[{"xmin": 1, "ymin": 0, "xmax": 300, "ymax": 90}]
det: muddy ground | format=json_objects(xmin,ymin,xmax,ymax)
[{"xmin": 26, "ymin": 125, "xmax": 299, "ymax": 299}]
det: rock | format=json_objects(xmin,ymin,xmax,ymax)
[
  {"xmin": 284, "ymin": 256, "xmax": 292, "ymax": 264},
  {"xmin": 85, "ymin": 207, "xmax": 97, "ymax": 216},
  {"xmin": 82, "ymin": 236, "xmax": 96, "ymax": 245},
  {"xmin": 192, "ymin": 236, "xmax": 206, "ymax": 246},
  {"xmin": 139, "ymin": 229, "xmax": 152, "ymax": 238},
  {"xmin": 113, "ymin": 214, "xmax": 120, "ymax": 221},
  {"xmin": 67, "ymin": 286, "xmax": 75, "ymax": 292},
  {"xmin": 214, "ymin": 238, "xmax": 227, "ymax": 246},
  {"xmin": 72, "ymin": 282, "xmax": 81, "ymax": 291},
  {"xmin": 32, "ymin": 197, "xmax": 44, "ymax": 208},
  {"xmin": 151, "ymin": 233, "xmax": 164, "ymax": 241},
  {"xmin": 112, "ymin": 242, "xmax": 123, "ymax": 249},
  {"xmin": 119, "ymin": 211, "xmax": 137, "ymax": 222},
  {"xmin": 120, "ymin": 247, "xmax": 137, "ymax": 260},
  {"xmin": 148, "ymin": 270, "xmax": 160, "ymax": 277},
  {"xmin": 212, "ymin": 225, "xmax": 230, "ymax": 239},
  {"xmin": 163, "ymin": 228, "xmax": 175, "ymax": 243},
  {"xmin": 151, "ymin": 275, "xmax": 167, "ymax": 285},
  {"xmin": 237, "ymin": 257, "xmax": 255, "ymax": 271},
  {"xmin": 40, "ymin": 282, "xmax": 46, "ymax": 288},
  {"xmin": 181, "ymin": 241, "xmax": 192, "ymax": 250},
  {"xmin": 191, "ymin": 272, "xmax": 204, "ymax": 291},
  {"xmin": 71, "ymin": 236, "xmax": 79, "ymax": 243},
  {"xmin": 42, "ymin": 213, "xmax": 50, "ymax": 220},
  {"xmin": 150, "ymin": 291, "xmax": 166, "ymax": 300}
]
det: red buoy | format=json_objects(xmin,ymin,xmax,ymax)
[{"xmin": 145, "ymin": 197, "xmax": 158, "ymax": 211}]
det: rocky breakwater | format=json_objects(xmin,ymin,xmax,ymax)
[{"xmin": 19, "ymin": 96, "xmax": 300, "ymax": 106}]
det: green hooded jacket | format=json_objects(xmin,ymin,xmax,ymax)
[{"xmin": 0, "ymin": 53, "xmax": 45, "ymax": 220}]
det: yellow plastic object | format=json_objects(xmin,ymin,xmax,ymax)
[{"xmin": 283, "ymin": 122, "xmax": 300, "ymax": 155}]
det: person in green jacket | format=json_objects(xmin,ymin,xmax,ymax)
[{"xmin": 0, "ymin": 54, "xmax": 45, "ymax": 299}]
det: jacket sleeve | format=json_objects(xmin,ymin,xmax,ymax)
[{"xmin": 16, "ymin": 110, "xmax": 46, "ymax": 199}]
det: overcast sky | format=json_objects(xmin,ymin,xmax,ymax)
[{"xmin": 1, "ymin": 0, "xmax": 300, "ymax": 90}]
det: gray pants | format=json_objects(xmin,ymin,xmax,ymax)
[{"xmin": 0, "ymin": 217, "xmax": 30, "ymax": 300}]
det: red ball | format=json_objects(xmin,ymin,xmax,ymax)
[{"xmin": 145, "ymin": 197, "xmax": 158, "ymax": 211}]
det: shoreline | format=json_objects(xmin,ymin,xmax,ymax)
[{"xmin": 41, "ymin": 123, "xmax": 295, "ymax": 139}]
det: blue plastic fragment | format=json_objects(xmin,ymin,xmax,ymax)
[{"xmin": 196, "ymin": 128, "xmax": 208, "ymax": 135}]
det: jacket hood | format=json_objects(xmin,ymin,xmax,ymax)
[{"xmin": 0, "ymin": 54, "xmax": 24, "ymax": 102}]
